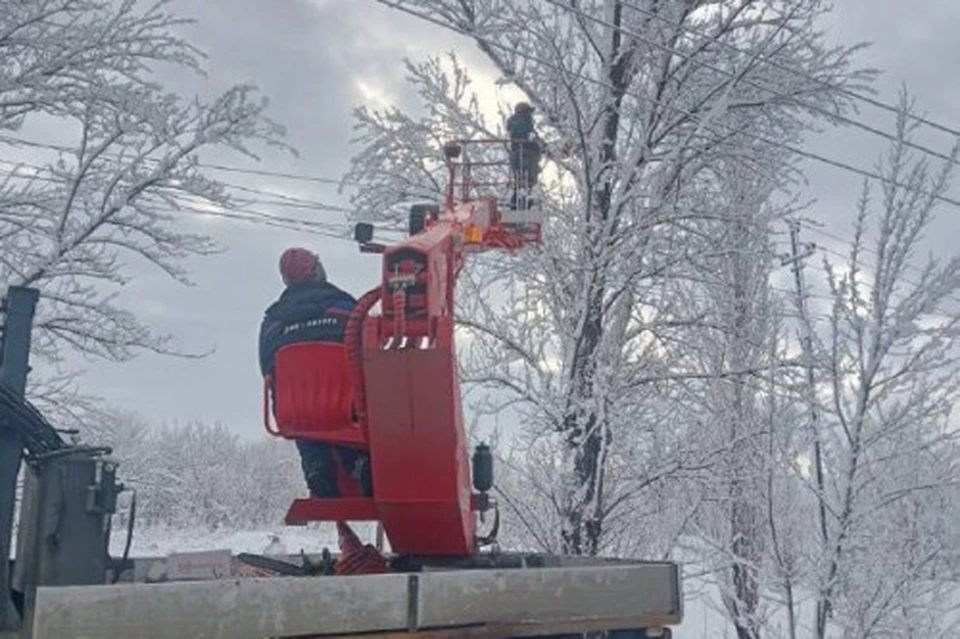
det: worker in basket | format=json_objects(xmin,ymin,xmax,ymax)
[
  {"xmin": 505, "ymin": 101, "xmax": 542, "ymax": 210},
  {"xmin": 258, "ymin": 247, "xmax": 371, "ymax": 498}
]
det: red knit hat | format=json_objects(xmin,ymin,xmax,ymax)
[{"xmin": 279, "ymin": 247, "xmax": 324, "ymax": 285}]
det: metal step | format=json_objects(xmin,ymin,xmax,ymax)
[{"xmin": 30, "ymin": 562, "xmax": 681, "ymax": 638}]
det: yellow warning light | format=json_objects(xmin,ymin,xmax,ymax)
[{"xmin": 464, "ymin": 224, "xmax": 484, "ymax": 244}]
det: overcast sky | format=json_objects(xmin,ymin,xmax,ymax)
[{"xmin": 53, "ymin": 0, "xmax": 960, "ymax": 439}]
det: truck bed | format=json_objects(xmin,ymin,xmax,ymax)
[{"xmin": 30, "ymin": 560, "xmax": 681, "ymax": 638}]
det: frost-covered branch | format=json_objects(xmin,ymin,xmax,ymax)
[
  {"xmin": 812, "ymin": 91, "xmax": 960, "ymax": 638},
  {"xmin": 1, "ymin": 0, "xmax": 290, "ymax": 418}
]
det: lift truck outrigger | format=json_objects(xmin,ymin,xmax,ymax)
[{"xmin": 0, "ymin": 139, "xmax": 682, "ymax": 638}]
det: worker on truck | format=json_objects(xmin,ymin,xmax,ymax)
[{"xmin": 258, "ymin": 247, "xmax": 369, "ymax": 498}]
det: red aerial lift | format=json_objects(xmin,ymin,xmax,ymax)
[
  {"xmin": 5, "ymin": 139, "xmax": 682, "ymax": 639},
  {"xmin": 263, "ymin": 139, "xmax": 541, "ymax": 565}
]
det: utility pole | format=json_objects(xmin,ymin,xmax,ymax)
[{"xmin": 781, "ymin": 222, "xmax": 829, "ymax": 632}]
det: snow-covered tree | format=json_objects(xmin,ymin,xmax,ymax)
[
  {"xmin": 669, "ymin": 162, "xmax": 793, "ymax": 638},
  {"xmin": 805, "ymin": 96, "xmax": 960, "ymax": 638},
  {"xmin": 81, "ymin": 407, "xmax": 157, "ymax": 489},
  {"xmin": 345, "ymin": 0, "xmax": 868, "ymax": 562},
  {"xmin": 85, "ymin": 413, "xmax": 305, "ymax": 531},
  {"xmin": 0, "ymin": 0, "xmax": 288, "ymax": 418}
]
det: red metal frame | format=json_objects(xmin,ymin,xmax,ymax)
[{"xmin": 265, "ymin": 139, "xmax": 541, "ymax": 557}]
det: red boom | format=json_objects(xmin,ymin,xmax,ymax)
[{"xmin": 266, "ymin": 139, "xmax": 540, "ymax": 558}]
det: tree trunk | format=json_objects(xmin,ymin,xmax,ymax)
[
  {"xmin": 558, "ymin": 0, "xmax": 632, "ymax": 557},
  {"xmin": 725, "ymin": 214, "xmax": 764, "ymax": 639},
  {"xmin": 561, "ymin": 288, "xmax": 608, "ymax": 557}
]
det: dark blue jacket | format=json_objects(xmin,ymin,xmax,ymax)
[
  {"xmin": 506, "ymin": 111, "xmax": 535, "ymax": 139},
  {"xmin": 258, "ymin": 281, "xmax": 357, "ymax": 376}
]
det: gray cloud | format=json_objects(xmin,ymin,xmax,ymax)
[{"xmin": 801, "ymin": 1, "xmax": 960, "ymax": 255}]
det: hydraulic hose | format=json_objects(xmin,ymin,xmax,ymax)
[{"xmin": 346, "ymin": 287, "xmax": 382, "ymax": 438}]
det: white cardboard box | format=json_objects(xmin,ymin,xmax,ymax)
[{"xmin": 166, "ymin": 549, "xmax": 233, "ymax": 581}]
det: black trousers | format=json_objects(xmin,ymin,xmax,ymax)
[{"xmin": 295, "ymin": 440, "xmax": 372, "ymax": 497}]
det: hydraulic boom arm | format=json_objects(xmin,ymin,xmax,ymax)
[{"xmin": 345, "ymin": 140, "xmax": 541, "ymax": 556}]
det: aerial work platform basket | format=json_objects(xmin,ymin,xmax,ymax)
[{"xmin": 441, "ymin": 137, "xmax": 544, "ymax": 241}]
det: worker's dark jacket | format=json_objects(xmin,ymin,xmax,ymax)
[
  {"xmin": 258, "ymin": 280, "xmax": 367, "ymax": 498},
  {"xmin": 258, "ymin": 281, "xmax": 357, "ymax": 377},
  {"xmin": 505, "ymin": 112, "xmax": 541, "ymax": 177}
]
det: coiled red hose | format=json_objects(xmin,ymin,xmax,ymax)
[
  {"xmin": 334, "ymin": 522, "xmax": 389, "ymax": 575},
  {"xmin": 346, "ymin": 287, "xmax": 381, "ymax": 437}
]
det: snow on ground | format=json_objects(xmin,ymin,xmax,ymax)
[{"xmin": 673, "ymin": 577, "xmax": 960, "ymax": 638}]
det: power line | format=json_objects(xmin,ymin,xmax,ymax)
[
  {"xmin": 797, "ymin": 221, "xmax": 960, "ymax": 295},
  {"xmin": 0, "ymin": 153, "xmax": 410, "ymax": 244},
  {"xmin": 214, "ymin": 181, "xmax": 348, "ymax": 209},
  {"xmin": 378, "ymin": 1, "xmax": 960, "ymax": 212},
  {"xmin": 173, "ymin": 192, "xmax": 345, "ymax": 231},
  {"xmin": 178, "ymin": 205, "xmax": 352, "ymax": 240},
  {"xmin": 0, "ymin": 157, "xmax": 353, "ymax": 216},
  {"xmin": 0, "ymin": 159, "xmax": 355, "ymax": 239},
  {"xmin": 788, "ymin": 239, "xmax": 960, "ymax": 310},
  {"xmin": 198, "ymin": 162, "xmax": 346, "ymax": 185},
  {"xmin": 617, "ymin": 0, "xmax": 960, "ymax": 139},
  {"xmin": 545, "ymin": 0, "xmax": 959, "ymax": 166},
  {"xmin": 0, "ymin": 134, "xmax": 348, "ymax": 187}
]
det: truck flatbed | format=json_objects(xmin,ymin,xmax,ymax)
[{"xmin": 30, "ymin": 560, "xmax": 681, "ymax": 638}]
